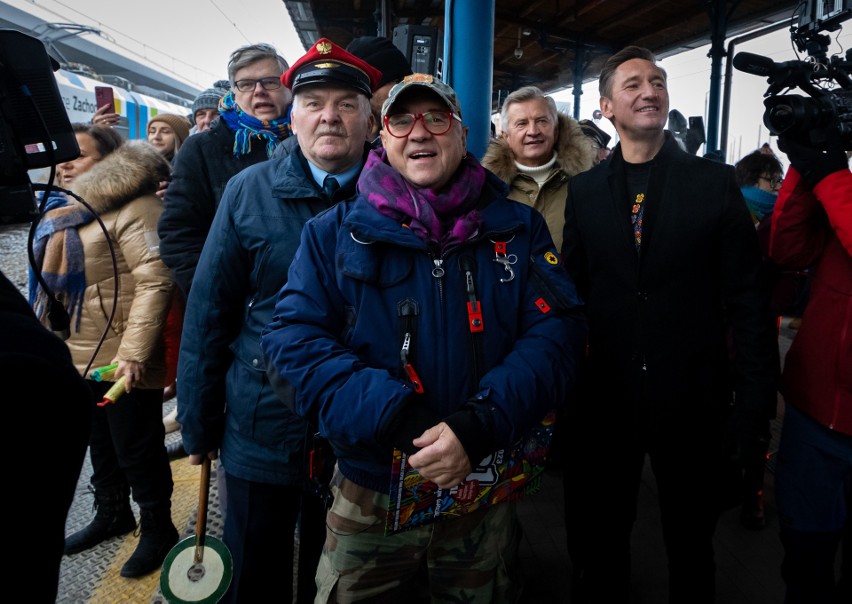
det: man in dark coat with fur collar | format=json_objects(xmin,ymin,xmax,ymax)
[{"xmin": 482, "ymin": 85, "xmax": 595, "ymax": 251}]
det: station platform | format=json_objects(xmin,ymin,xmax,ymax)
[{"xmin": 55, "ymin": 323, "xmax": 799, "ymax": 603}]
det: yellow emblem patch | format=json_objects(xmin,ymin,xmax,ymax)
[
  {"xmin": 316, "ymin": 41, "xmax": 332, "ymax": 54},
  {"xmin": 544, "ymin": 251, "xmax": 559, "ymax": 265}
]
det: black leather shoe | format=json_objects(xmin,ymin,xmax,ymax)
[
  {"xmin": 64, "ymin": 486, "xmax": 136, "ymax": 555},
  {"xmin": 166, "ymin": 440, "xmax": 188, "ymax": 461},
  {"xmin": 120, "ymin": 508, "xmax": 179, "ymax": 578}
]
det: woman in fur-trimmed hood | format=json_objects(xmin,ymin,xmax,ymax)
[
  {"xmin": 36, "ymin": 135, "xmax": 175, "ymax": 385},
  {"xmin": 482, "ymin": 103, "xmax": 595, "ymax": 251},
  {"xmin": 30, "ymin": 124, "xmax": 179, "ymax": 578}
]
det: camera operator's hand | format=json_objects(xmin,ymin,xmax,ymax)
[{"xmin": 778, "ymin": 135, "xmax": 848, "ymax": 187}]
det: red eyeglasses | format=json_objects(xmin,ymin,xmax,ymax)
[{"xmin": 383, "ymin": 111, "xmax": 462, "ymax": 137}]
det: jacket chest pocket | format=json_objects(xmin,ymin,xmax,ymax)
[
  {"xmin": 337, "ymin": 238, "xmax": 416, "ymax": 371},
  {"xmin": 338, "ymin": 239, "xmax": 413, "ymax": 287}
]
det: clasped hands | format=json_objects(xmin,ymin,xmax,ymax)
[{"xmin": 407, "ymin": 422, "xmax": 472, "ymax": 488}]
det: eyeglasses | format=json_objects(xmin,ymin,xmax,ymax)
[
  {"xmin": 759, "ymin": 174, "xmax": 783, "ymax": 188},
  {"xmin": 383, "ymin": 111, "xmax": 461, "ymax": 138},
  {"xmin": 233, "ymin": 77, "xmax": 282, "ymax": 92}
]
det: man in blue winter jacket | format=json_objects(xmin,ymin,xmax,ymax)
[
  {"xmin": 262, "ymin": 73, "xmax": 587, "ymax": 602},
  {"xmin": 176, "ymin": 38, "xmax": 380, "ymax": 604}
]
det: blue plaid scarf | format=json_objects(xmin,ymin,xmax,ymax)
[
  {"xmin": 218, "ymin": 91, "xmax": 290, "ymax": 158},
  {"xmin": 28, "ymin": 191, "xmax": 94, "ymax": 331}
]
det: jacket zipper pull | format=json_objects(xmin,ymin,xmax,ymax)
[
  {"xmin": 465, "ymin": 270, "xmax": 484, "ymax": 333},
  {"xmin": 400, "ymin": 332, "xmax": 425, "ymax": 393}
]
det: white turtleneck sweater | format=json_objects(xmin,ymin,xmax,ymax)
[{"xmin": 514, "ymin": 152, "xmax": 558, "ymax": 187}]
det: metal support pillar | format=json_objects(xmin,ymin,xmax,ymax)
[
  {"xmin": 375, "ymin": 0, "xmax": 392, "ymax": 38},
  {"xmin": 443, "ymin": 0, "xmax": 495, "ymax": 159},
  {"xmin": 705, "ymin": 0, "xmax": 730, "ymax": 155},
  {"xmin": 720, "ymin": 20, "xmax": 789, "ymax": 160},
  {"xmin": 572, "ymin": 45, "xmax": 585, "ymax": 120}
]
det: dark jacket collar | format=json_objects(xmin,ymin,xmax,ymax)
[
  {"xmin": 271, "ymin": 143, "xmax": 372, "ymax": 201},
  {"xmin": 343, "ymin": 169, "xmax": 520, "ymax": 247},
  {"xmin": 607, "ymin": 130, "xmax": 682, "ymax": 173}
]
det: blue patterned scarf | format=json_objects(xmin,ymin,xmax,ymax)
[
  {"xmin": 740, "ymin": 186, "xmax": 777, "ymax": 222},
  {"xmin": 28, "ymin": 191, "xmax": 94, "ymax": 331},
  {"xmin": 218, "ymin": 91, "xmax": 290, "ymax": 158},
  {"xmin": 358, "ymin": 149, "xmax": 484, "ymax": 254}
]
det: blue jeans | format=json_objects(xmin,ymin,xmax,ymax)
[{"xmin": 775, "ymin": 403, "xmax": 852, "ymax": 603}]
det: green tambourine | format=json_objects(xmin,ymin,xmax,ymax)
[{"xmin": 160, "ymin": 458, "xmax": 232, "ymax": 603}]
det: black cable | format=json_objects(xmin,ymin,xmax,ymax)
[
  {"xmin": 31, "ymin": 183, "xmax": 120, "ymax": 378},
  {"xmin": 2, "ymin": 55, "xmax": 69, "ymax": 338},
  {"xmin": 4, "ymin": 51, "xmax": 118, "ymax": 375},
  {"xmin": 26, "ymin": 168, "xmax": 67, "ymax": 335},
  {"xmin": 3, "ymin": 33, "xmax": 119, "ymax": 382}
]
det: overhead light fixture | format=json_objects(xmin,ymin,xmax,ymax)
[{"xmin": 515, "ymin": 28, "xmax": 523, "ymax": 60}]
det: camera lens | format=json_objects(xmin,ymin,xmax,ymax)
[
  {"xmin": 764, "ymin": 95, "xmax": 826, "ymax": 136},
  {"xmin": 766, "ymin": 103, "xmax": 796, "ymax": 133}
]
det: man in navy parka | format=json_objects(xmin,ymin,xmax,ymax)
[
  {"xmin": 176, "ymin": 39, "xmax": 382, "ymax": 603},
  {"xmin": 262, "ymin": 74, "xmax": 587, "ymax": 601}
]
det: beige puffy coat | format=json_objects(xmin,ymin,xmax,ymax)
[
  {"xmin": 65, "ymin": 142, "xmax": 174, "ymax": 388},
  {"xmin": 482, "ymin": 112, "xmax": 595, "ymax": 250}
]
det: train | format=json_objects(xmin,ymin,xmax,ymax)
[
  {"xmin": 54, "ymin": 67, "xmax": 193, "ymax": 141},
  {"xmin": 19, "ymin": 68, "xmax": 194, "ymax": 186}
]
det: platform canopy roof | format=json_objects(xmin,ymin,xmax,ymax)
[{"xmin": 283, "ymin": 0, "xmax": 801, "ymax": 106}]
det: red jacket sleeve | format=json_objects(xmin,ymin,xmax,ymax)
[
  {"xmin": 162, "ymin": 289, "xmax": 185, "ymax": 386},
  {"xmin": 768, "ymin": 167, "xmax": 832, "ymax": 269},
  {"xmin": 813, "ymin": 168, "xmax": 852, "ymax": 258}
]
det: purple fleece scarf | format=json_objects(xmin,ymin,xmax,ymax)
[{"xmin": 358, "ymin": 149, "xmax": 485, "ymax": 253}]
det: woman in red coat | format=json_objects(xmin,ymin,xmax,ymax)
[{"xmin": 769, "ymin": 136, "xmax": 851, "ymax": 604}]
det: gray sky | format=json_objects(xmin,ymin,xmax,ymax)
[{"xmin": 3, "ymin": 0, "xmax": 305, "ymax": 88}]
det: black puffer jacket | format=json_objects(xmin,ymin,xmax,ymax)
[{"xmin": 157, "ymin": 118, "xmax": 294, "ymax": 295}]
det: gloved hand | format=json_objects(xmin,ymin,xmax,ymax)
[
  {"xmin": 378, "ymin": 394, "xmax": 440, "ymax": 455},
  {"xmin": 443, "ymin": 404, "xmax": 497, "ymax": 466},
  {"xmin": 778, "ymin": 135, "xmax": 848, "ymax": 187}
]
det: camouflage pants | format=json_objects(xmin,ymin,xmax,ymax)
[{"xmin": 315, "ymin": 467, "xmax": 522, "ymax": 603}]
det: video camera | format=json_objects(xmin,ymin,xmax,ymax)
[
  {"xmin": 0, "ymin": 29, "xmax": 79, "ymax": 224},
  {"xmin": 733, "ymin": 0, "xmax": 852, "ymax": 150}
]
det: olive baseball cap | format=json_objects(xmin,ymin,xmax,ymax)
[{"xmin": 381, "ymin": 73, "xmax": 462, "ymax": 119}]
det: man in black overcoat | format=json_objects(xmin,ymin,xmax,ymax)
[{"xmin": 561, "ymin": 46, "xmax": 779, "ymax": 603}]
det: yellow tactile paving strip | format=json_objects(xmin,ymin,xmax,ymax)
[{"xmin": 86, "ymin": 457, "xmax": 202, "ymax": 603}]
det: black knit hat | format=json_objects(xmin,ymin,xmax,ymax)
[
  {"xmin": 346, "ymin": 36, "xmax": 413, "ymax": 88},
  {"xmin": 578, "ymin": 119, "xmax": 611, "ymax": 149}
]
